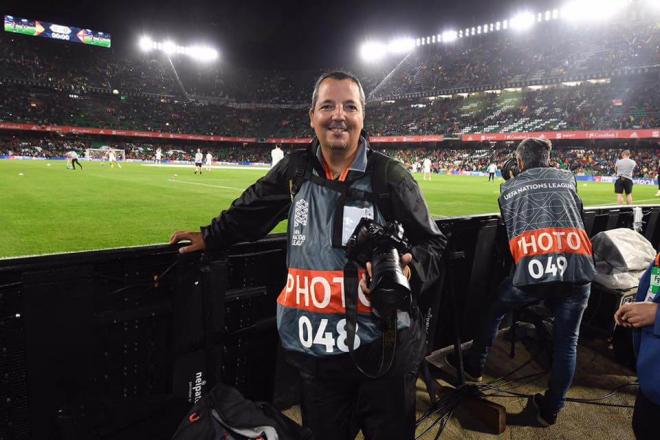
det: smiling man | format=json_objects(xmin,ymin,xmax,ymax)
[{"xmin": 170, "ymin": 71, "xmax": 446, "ymax": 440}]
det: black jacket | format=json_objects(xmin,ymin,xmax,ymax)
[{"xmin": 200, "ymin": 140, "xmax": 446, "ymax": 294}]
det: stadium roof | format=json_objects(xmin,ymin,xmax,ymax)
[{"xmin": 2, "ymin": 0, "xmax": 573, "ymax": 69}]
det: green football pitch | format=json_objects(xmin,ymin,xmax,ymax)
[{"xmin": 1, "ymin": 160, "xmax": 658, "ymax": 259}]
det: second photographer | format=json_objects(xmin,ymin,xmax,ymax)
[{"xmin": 446, "ymin": 138, "xmax": 596, "ymax": 426}]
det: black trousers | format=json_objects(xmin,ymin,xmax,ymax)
[
  {"xmin": 633, "ymin": 389, "xmax": 660, "ymax": 440},
  {"xmin": 299, "ymin": 368, "xmax": 417, "ymax": 440}
]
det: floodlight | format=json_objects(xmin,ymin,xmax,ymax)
[
  {"xmin": 545, "ymin": 10, "xmax": 552, "ymax": 20},
  {"xmin": 502, "ymin": 20, "xmax": 509, "ymax": 29},
  {"xmin": 431, "ymin": 35, "xmax": 436, "ymax": 43},
  {"xmin": 162, "ymin": 40, "xmax": 177, "ymax": 55},
  {"xmin": 360, "ymin": 41, "xmax": 387, "ymax": 62},
  {"xmin": 477, "ymin": 25, "xmax": 481, "ymax": 34},
  {"xmin": 138, "ymin": 36, "xmax": 153, "ymax": 52},
  {"xmin": 415, "ymin": 38, "xmax": 421, "ymax": 46},
  {"xmin": 188, "ymin": 45, "xmax": 219, "ymax": 62},
  {"xmin": 483, "ymin": 24, "xmax": 488, "ymax": 33},
  {"xmin": 644, "ymin": 0, "xmax": 660, "ymax": 11},
  {"xmin": 560, "ymin": 0, "xmax": 630, "ymax": 22},
  {"xmin": 388, "ymin": 37, "xmax": 415, "ymax": 54},
  {"xmin": 552, "ymin": 9, "xmax": 560, "ymax": 18},
  {"xmin": 442, "ymin": 30, "xmax": 458, "ymax": 42},
  {"xmin": 496, "ymin": 21, "xmax": 501, "ymax": 30},
  {"xmin": 510, "ymin": 11, "xmax": 535, "ymax": 31}
]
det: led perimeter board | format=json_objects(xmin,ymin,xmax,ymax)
[{"xmin": 4, "ymin": 15, "xmax": 111, "ymax": 48}]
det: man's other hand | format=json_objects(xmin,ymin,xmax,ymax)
[
  {"xmin": 614, "ymin": 302, "xmax": 658, "ymax": 328},
  {"xmin": 169, "ymin": 231, "xmax": 207, "ymax": 254}
]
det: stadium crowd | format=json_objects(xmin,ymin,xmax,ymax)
[
  {"xmin": 370, "ymin": 19, "xmax": 658, "ymax": 99},
  {"xmin": 2, "ymin": 133, "xmax": 657, "ymax": 179},
  {"xmin": 0, "ymin": 31, "xmax": 393, "ymax": 103},
  {"xmin": 1, "ymin": 74, "xmax": 658, "ymax": 139},
  {"xmin": 0, "ymin": 12, "xmax": 657, "ymax": 105},
  {"xmin": 0, "ymin": 9, "xmax": 658, "ymax": 180},
  {"xmin": 0, "ymin": 10, "xmax": 658, "ymax": 143},
  {"xmin": 386, "ymin": 145, "xmax": 658, "ymax": 178},
  {"xmin": 367, "ymin": 74, "xmax": 659, "ymax": 136}
]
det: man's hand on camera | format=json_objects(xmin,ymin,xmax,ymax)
[
  {"xmin": 359, "ymin": 252, "xmax": 413, "ymax": 296},
  {"xmin": 614, "ymin": 302, "xmax": 658, "ymax": 328},
  {"xmin": 169, "ymin": 231, "xmax": 207, "ymax": 254}
]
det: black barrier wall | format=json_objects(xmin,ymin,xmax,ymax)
[{"xmin": 1, "ymin": 206, "xmax": 658, "ymax": 440}]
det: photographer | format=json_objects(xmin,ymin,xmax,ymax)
[
  {"xmin": 170, "ymin": 71, "xmax": 446, "ymax": 440},
  {"xmin": 447, "ymin": 138, "xmax": 595, "ymax": 426}
]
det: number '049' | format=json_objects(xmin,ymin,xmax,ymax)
[{"xmin": 528, "ymin": 256, "xmax": 567, "ymax": 279}]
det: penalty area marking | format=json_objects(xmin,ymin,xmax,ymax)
[{"xmin": 168, "ymin": 179, "xmax": 243, "ymax": 191}]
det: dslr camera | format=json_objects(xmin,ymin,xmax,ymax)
[
  {"xmin": 501, "ymin": 157, "xmax": 520, "ymax": 181},
  {"xmin": 346, "ymin": 218, "xmax": 412, "ymax": 317}
]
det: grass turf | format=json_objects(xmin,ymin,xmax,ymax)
[{"xmin": 1, "ymin": 159, "xmax": 657, "ymax": 258}]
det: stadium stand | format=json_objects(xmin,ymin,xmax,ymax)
[
  {"xmin": 0, "ymin": 7, "xmax": 658, "ymax": 174},
  {"xmin": 1, "ymin": 74, "xmax": 658, "ymax": 138},
  {"xmin": 2, "ymin": 131, "xmax": 658, "ymax": 179},
  {"xmin": 368, "ymin": 19, "xmax": 659, "ymax": 99}
]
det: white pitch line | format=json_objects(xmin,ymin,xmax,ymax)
[
  {"xmin": 168, "ymin": 179, "xmax": 243, "ymax": 191},
  {"xmin": 588, "ymin": 198, "xmax": 660, "ymax": 207},
  {"xmin": 145, "ymin": 163, "xmax": 270, "ymax": 170}
]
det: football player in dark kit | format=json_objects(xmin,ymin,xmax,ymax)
[{"xmin": 446, "ymin": 138, "xmax": 595, "ymax": 426}]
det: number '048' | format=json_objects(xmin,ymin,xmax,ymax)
[{"xmin": 298, "ymin": 317, "xmax": 360, "ymax": 353}]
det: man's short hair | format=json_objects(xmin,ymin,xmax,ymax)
[
  {"xmin": 516, "ymin": 138, "xmax": 552, "ymax": 169},
  {"xmin": 310, "ymin": 71, "xmax": 366, "ymax": 113},
  {"xmin": 622, "ymin": 149, "xmax": 630, "ymax": 157}
]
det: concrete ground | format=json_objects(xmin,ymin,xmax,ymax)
[{"xmin": 283, "ymin": 332, "xmax": 638, "ymax": 439}]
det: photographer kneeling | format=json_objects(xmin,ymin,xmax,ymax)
[{"xmin": 447, "ymin": 138, "xmax": 595, "ymax": 426}]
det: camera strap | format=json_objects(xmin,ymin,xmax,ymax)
[
  {"xmin": 344, "ymin": 261, "xmax": 398, "ymax": 379},
  {"xmin": 286, "ymin": 142, "xmax": 396, "ymax": 245}
]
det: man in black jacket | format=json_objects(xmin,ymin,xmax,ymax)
[{"xmin": 170, "ymin": 71, "xmax": 445, "ymax": 440}]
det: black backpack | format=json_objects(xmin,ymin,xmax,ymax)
[{"xmin": 172, "ymin": 383, "xmax": 313, "ymax": 440}]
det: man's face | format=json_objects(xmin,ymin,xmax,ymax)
[{"xmin": 309, "ymin": 78, "xmax": 364, "ymax": 155}]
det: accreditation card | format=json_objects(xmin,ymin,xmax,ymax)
[{"xmin": 645, "ymin": 266, "xmax": 660, "ymax": 303}]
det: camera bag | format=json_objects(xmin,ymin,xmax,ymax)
[{"xmin": 171, "ymin": 382, "xmax": 313, "ymax": 440}]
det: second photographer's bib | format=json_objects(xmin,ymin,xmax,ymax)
[{"xmin": 499, "ymin": 167, "xmax": 595, "ymax": 287}]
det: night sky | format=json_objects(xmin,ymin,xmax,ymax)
[{"xmin": 3, "ymin": 0, "xmax": 560, "ymax": 69}]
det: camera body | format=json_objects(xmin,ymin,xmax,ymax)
[
  {"xmin": 501, "ymin": 157, "xmax": 520, "ymax": 181},
  {"xmin": 346, "ymin": 218, "xmax": 412, "ymax": 317}
]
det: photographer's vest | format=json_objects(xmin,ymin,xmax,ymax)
[
  {"xmin": 499, "ymin": 167, "xmax": 595, "ymax": 288},
  {"xmin": 275, "ymin": 140, "xmax": 412, "ymax": 358}
]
